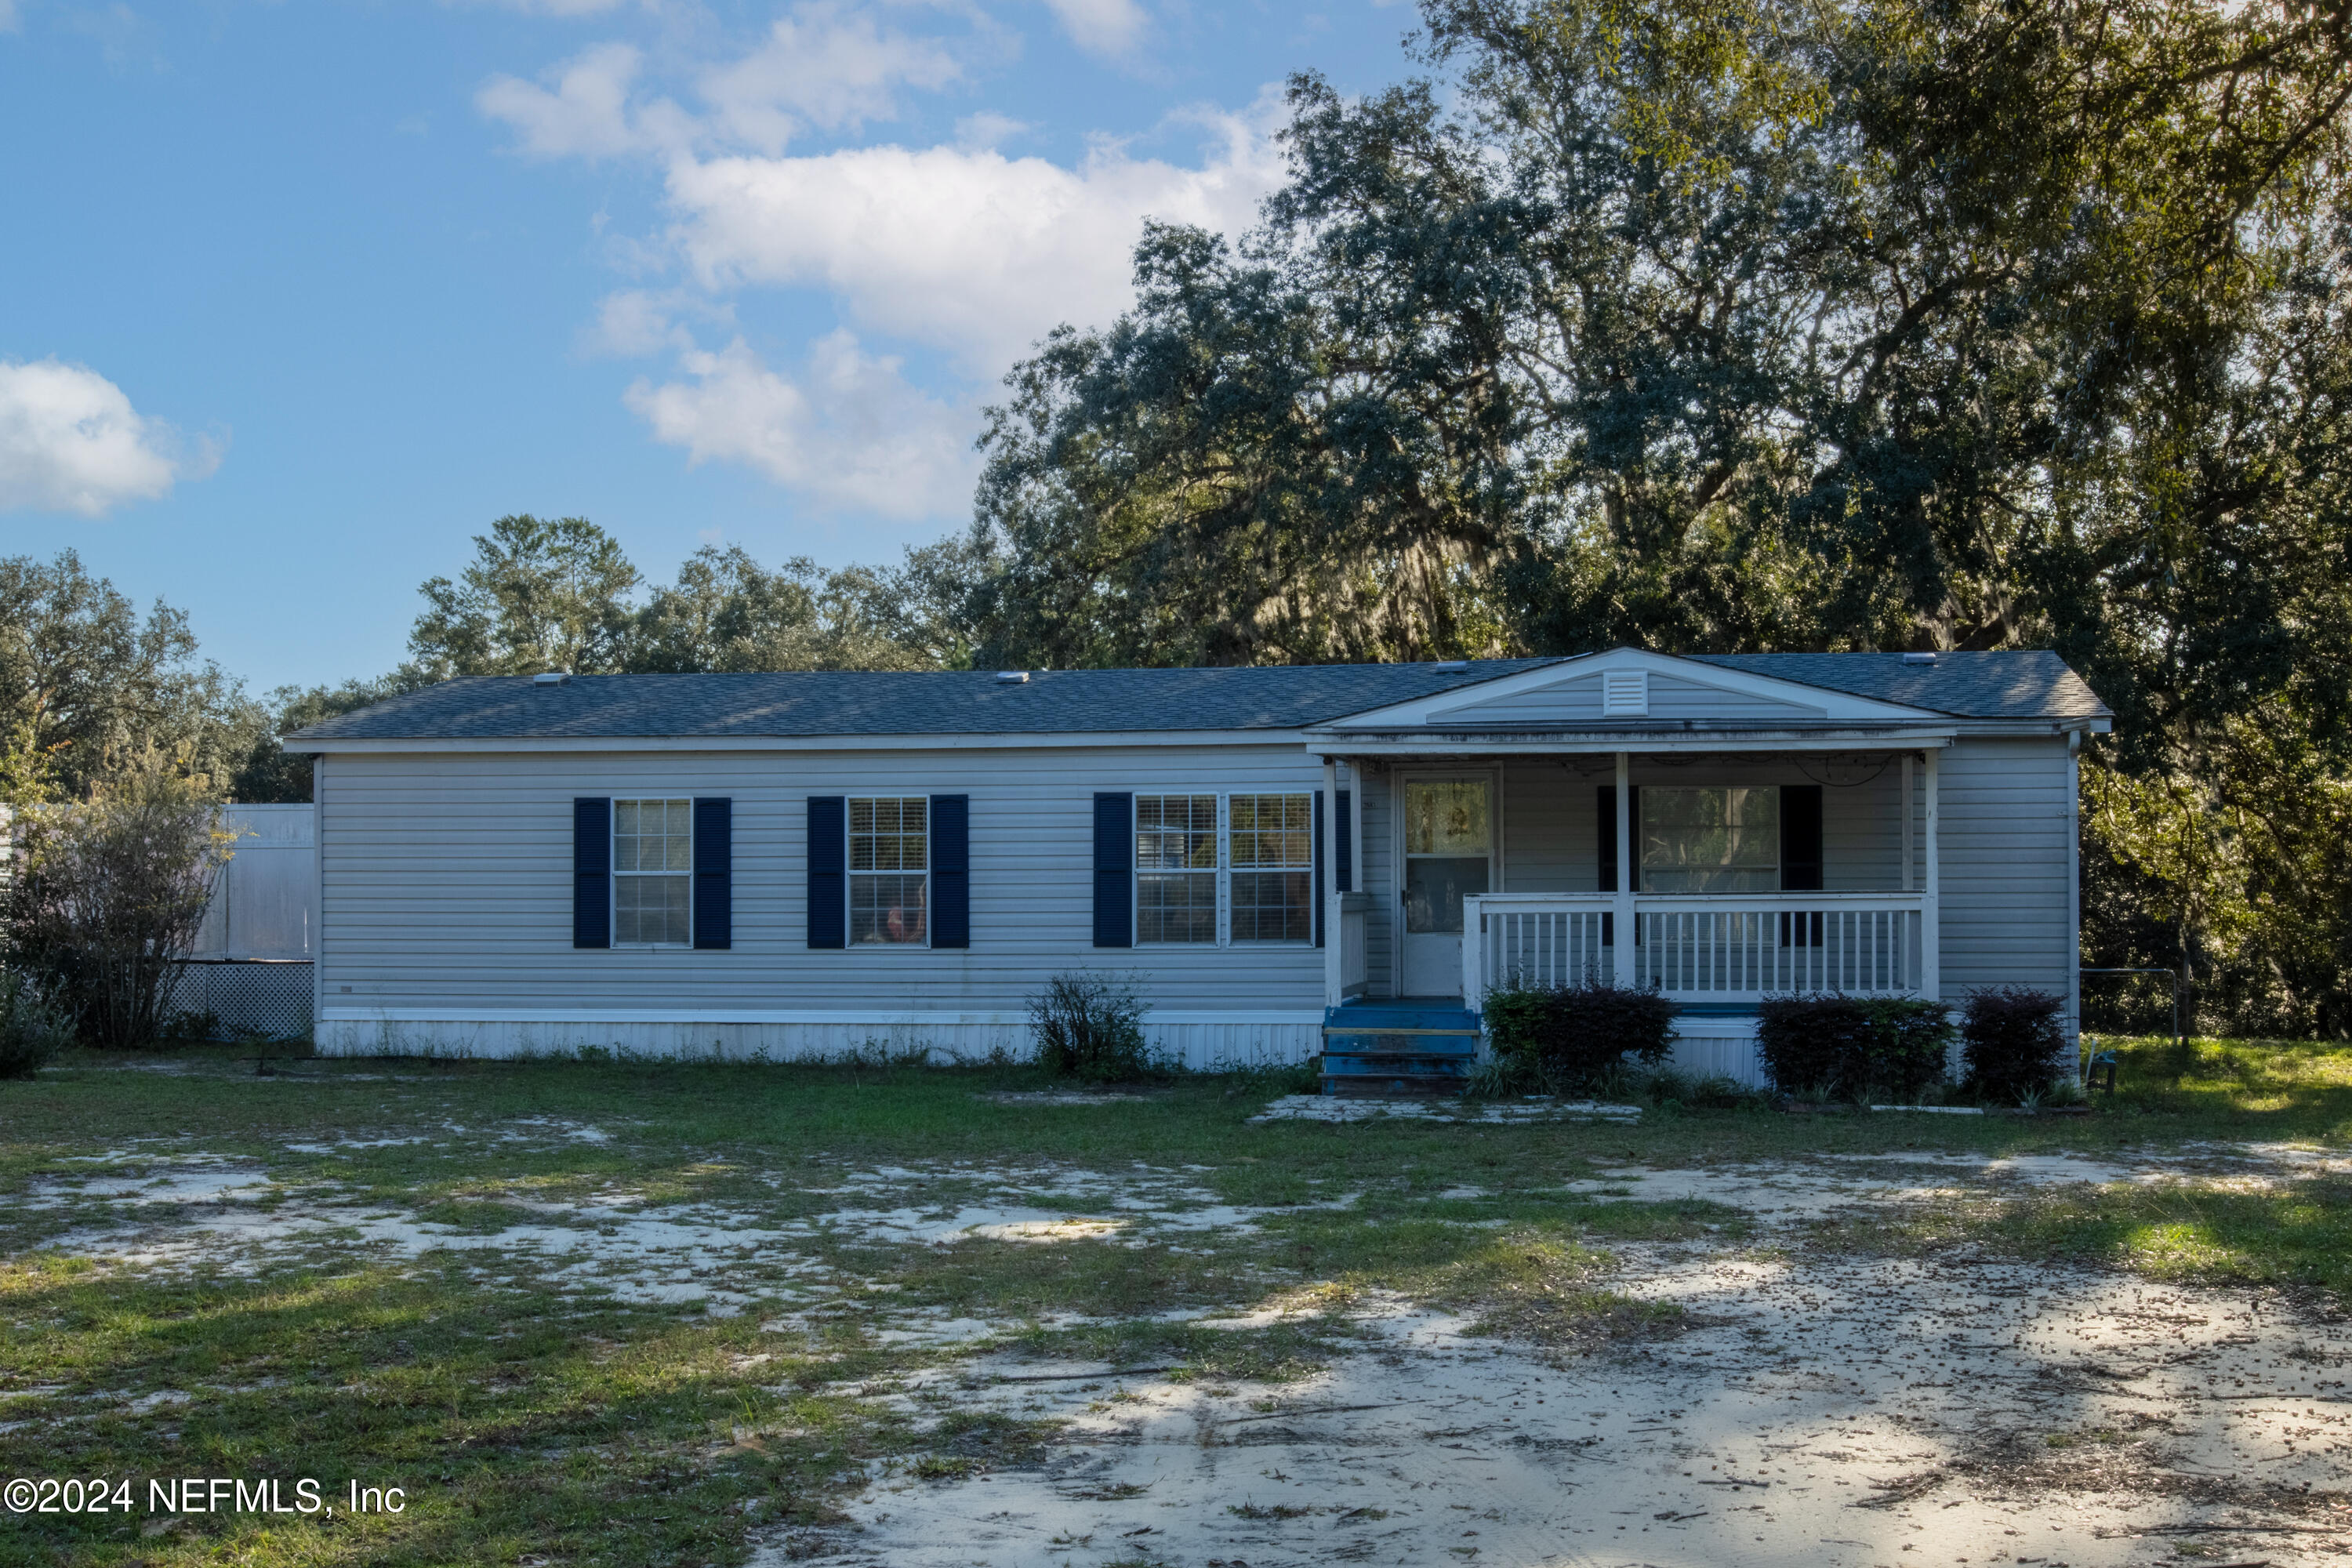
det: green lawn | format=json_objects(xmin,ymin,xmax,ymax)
[{"xmin": 0, "ymin": 1033, "xmax": 2343, "ymax": 1568}]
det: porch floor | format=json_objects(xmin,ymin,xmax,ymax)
[{"xmin": 1321, "ymin": 999, "xmax": 1480, "ymax": 1097}]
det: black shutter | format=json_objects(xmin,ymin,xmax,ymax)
[
  {"xmin": 931, "ymin": 794, "xmax": 969, "ymax": 949},
  {"xmin": 691, "ymin": 797, "xmax": 731, "ymax": 950},
  {"xmin": 1092, "ymin": 792, "xmax": 1133, "ymax": 948},
  {"xmin": 1337, "ymin": 788, "xmax": 1353, "ymax": 894},
  {"xmin": 1782, "ymin": 784, "xmax": 1824, "ymax": 891},
  {"xmin": 807, "ymin": 797, "xmax": 845, "ymax": 949},
  {"xmin": 1313, "ymin": 789, "xmax": 1326, "ymax": 948},
  {"xmin": 572, "ymin": 797, "xmax": 611, "ymax": 949},
  {"xmin": 1598, "ymin": 785, "xmax": 1615, "ymax": 892}
]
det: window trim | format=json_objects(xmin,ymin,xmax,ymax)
[
  {"xmin": 611, "ymin": 797, "xmax": 695, "ymax": 949},
  {"xmin": 1130, "ymin": 788, "xmax": 1319, "ymax": 949},
  {"xmin": 845, "ymin": 793, "xmax": 933, "ymax": 950}
]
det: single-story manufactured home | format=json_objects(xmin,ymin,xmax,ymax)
[{"xmin": 289, "ymin": 648, "xmax": 2111, "ymax": 1085}]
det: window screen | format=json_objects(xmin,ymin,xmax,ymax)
[
  {"xmin": 613, "ymin": 798, "xmax": 692, "ymax": 945},
  {"xmin": 849, "ymin": 797, "xmax": 928, "ymax": 945},
  {"xmin": 1136, "ymin": 793, "xmax": 1218, "ymax": 943}
]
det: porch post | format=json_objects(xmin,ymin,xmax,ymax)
[
  {"xmin": 1323, "ymin": 754, "xmax": 1341, "ymax": 1009},
  {"xmin": 1613, "ymin": 750, "xmax": 1634, "ymax": 989},
  {"xmin": 1922, "ymin": 747, "xmax": 1941, "ymax": 1007},
  {"xmin": 1900, "ymin": 753, "xmax": 1915, "ymax": 893}
]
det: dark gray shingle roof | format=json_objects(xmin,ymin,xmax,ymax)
[
  {"xmin": 288, "ymin": 650, "xmax": 2107, "ymax": 742},
  {"xmin": 1686, "ymin": 652, "xmax": 2110, "ymax": 720}
]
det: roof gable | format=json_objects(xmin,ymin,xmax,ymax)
[{"xmin": 1321, "ymin": 648, "xmax": 1939, "ymax": 731}]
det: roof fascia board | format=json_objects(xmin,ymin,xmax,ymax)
[
  {"xmin": 1311, "ymin": 731, "xmax": 1958, "ymax": 757},
  {"xmin": 290, "ymin": 728, "xmax": 1314, "ymax": 755},
  {"xmin": 323, "ymin": 1007, "xmax": 1327, "ymax": 1027},
  {"xmin": 1323, "ymin": 648, "xmax": 1940, "ymax": 728}
]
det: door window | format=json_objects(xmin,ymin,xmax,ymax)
[{"xmin": 1403, "ymin": 779, "xmax": 1491, "ymax": 934}]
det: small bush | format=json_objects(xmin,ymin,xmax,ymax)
[
  {"xmin": 1029, "ymin": 971, "xmax": 1160, "ymax": 1083},
  {"xmin": 1755, "ymin": 993, "xmax": 1955, "ymax": 1102},
  {"xmin": 1962, "ymin": 985, "xmax": 2071, "ymax": 1103},
  {"xmin": 0, "ymin": 971, "xmax": 71, "ymax": 1080},
  {"xmin": 1483, "ymin": 978, "xmax": 1677, "ymax": 1093}
]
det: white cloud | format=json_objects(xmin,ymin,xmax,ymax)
[
  {"xmin": 623, "ymin": 332, "xmax": 977, "ymax": 518},
  {"xmin": 0, "ymin": 358, "xmax": 216, "ymax": 517},
  {"xmin": 1041, "ymin": 0, "xmax": 1149, "ymax": 56},
  {"xmin": 699, "ymin": 5, "xmax": 963, "ymax": 154},
  {"xmin": 477, "ymin": 42, "xmax": 693, "ymax": 160},
  {"xmin": 663, "ymin": 100, "xmax": 1286, "ymax": 372}
]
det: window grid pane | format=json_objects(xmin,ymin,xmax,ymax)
[
  {"xmin": 1232, "ymin": 869, "xmax": 1311, "ymax": 943},
  {"xmin": 613, "ymin": 798, "xmax": 693, "ymax": 944},
  {"xmin": 850, "ymin": 797, "xmax": 929, "ymax": 945},
  {"xmin": 1138, "ymin": 870, "xmax": 1218, "ymax": 944},
  {"xmin": 1136, "ymin": 794, "xmax": 1217, "ymax": 870}
]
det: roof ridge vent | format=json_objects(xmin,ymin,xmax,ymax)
[
  {"xmin": 1902, "ymin": 652, "xmax": 1937, "ymax": 666},
  {"xmin": 1432, "ymin": 659, "xmax": 1469, "ymax": 672},
  {"xmin": 532, "ymin": 671, "xmax": 571, "ymax": 685},
  {"xmin": 993, "ymin": 670, "xmax": 1031, "ymax": 684}
]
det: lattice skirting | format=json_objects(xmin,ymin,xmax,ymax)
[{"xmin": 169, "ymin": 961, "xmax": 315, "ymax": 1041}]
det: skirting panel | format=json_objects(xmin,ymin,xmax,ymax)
[
  {"xmin": 313, "ymin": 1012, "xmax": 1319, "ymax": 1071},
  {"xmin": 1665, "ymin": 1018, "xmax": 1766, "ymax": 1087}
]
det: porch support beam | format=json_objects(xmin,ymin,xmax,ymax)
[
  {"xmin": 1613, "ymin": 750, "xmax": 1634, "ymax": 989},
  {"xmin": 1323, "ymin": 754, "xmax": 1341, "ymax": 1008},
  {"xmin": 1922, "ymin": 747, "xmax": 1941, "ymax": 1007},
  {"xmin": 1900, "ymin": 753, "xmax": 1915, "ymax": 893}
]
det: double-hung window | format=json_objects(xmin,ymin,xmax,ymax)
[
  {"xmin": 850, "ymin": 797, "xmax": 928, "ymax": 945},
  {"xmin": 1639, "ymin": 786, "xmax": 1779, "ymax": 893},
  {"xmin": 613, "ymin": 799, "xmax": 693, "ymax": 946},
  {"xmin": 1228, "ymin": 793, "xmax": 1314, "ymax": 942},
  {"xmin": 1135, "ymin": 794, "xmax": 1218, "ymax": 944},
  {"xmin": 1134, "ymin": 791, "xmax": 1315, "ymax": 946}
]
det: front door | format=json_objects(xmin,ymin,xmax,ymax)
[{"xmin": 1399, "ymin": 777, "xmax": 1494, "ymax": 997}]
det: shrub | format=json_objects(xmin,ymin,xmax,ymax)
[
  {"xmin": 1961, "ymin": 986, "xmax": 2071, "ymax": 1103},
  {"xmin": 3, "ymin": 764, "xmax": 233, "ymax": 1048},
  {"xmin": 0, "ymin": 971, "xmax": 71, "ymax": 1080},
  {"xmin": 1029, "ymin": 971, "xmax": 1160, "ymax": 1083},
  {"xmin": 1482, "ymin": 978, "xmax": 1677, "ymax": 1093},
  {"xmin": 1754, "ymin": 993, "xmax": 1955, "ymax": 1101}
]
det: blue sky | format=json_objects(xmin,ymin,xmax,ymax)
[{"xmin": 0, "ymin": 0, "xmax": 1419, "ymax": 693}]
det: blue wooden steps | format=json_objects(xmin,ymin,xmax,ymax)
[{"xmin": 1321, "ymin": 1000, "xmax": 1481, "ymax": 1096}]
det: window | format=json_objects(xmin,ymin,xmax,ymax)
[
  {"xmin": 1134, "ymin": 791, "xmax": 1316, "ymax": 946},
  {"xmin": 1136, "ymin": 794, "xmax": 1218, "ymax": 943},
  {"xmin": 614, "ymin": 799, "xmax": 692, "ymax": 945},
  {"xmin": 850, "ymin": 797, "xmax": 928, "ymax": 945},
  {"xmin": 1229, "ymin": 793, "xmax": 1314, "ymax": 942},
  {"xmin": 1640, "ymin": 786, "xmax": 1778, "ymax": 893}
]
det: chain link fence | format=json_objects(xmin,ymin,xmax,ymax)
[{"xmin": 166, "ymin": 960, "xmax": 314, "ymax": 1042}]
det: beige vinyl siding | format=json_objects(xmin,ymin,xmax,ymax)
[{"xmin": 319, "ymin": 744, "xmax": 1332, "ymax": 1018}]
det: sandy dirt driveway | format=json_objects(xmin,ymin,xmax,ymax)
[{"xmin": 771, "ymin": 1147, "xmax": 2352, "ymax": 1568}]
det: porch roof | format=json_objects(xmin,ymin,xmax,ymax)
[{"xmin": 1302, "ymin": 648, "xmax": 2109, "ymax": 755}]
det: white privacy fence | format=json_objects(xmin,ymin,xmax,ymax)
[
  {"xmin": 1465, "ymin": 892, "xmax": 1927, "ymax": 1005},
  {"xmin": 192, "ymin": 804, "xmax": 315, "ymax": 959}
]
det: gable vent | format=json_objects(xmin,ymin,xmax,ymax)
[{"xmin": 1601, "ymin": 669, "xmax": 1648, "ymax": 717}]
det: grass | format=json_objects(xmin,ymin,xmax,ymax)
[{"xmin": 0, "ymin": 1031, "xmax": 2344, "ymax": 1566}]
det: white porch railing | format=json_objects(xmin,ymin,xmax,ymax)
[
  {"xmin": 1464, "ymin": 892, "xmax": 1928, "ymax": 1007},
  {"xmin": 1327, "ymin": 891, "xmax": 1373, "ymax": 1006}
]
